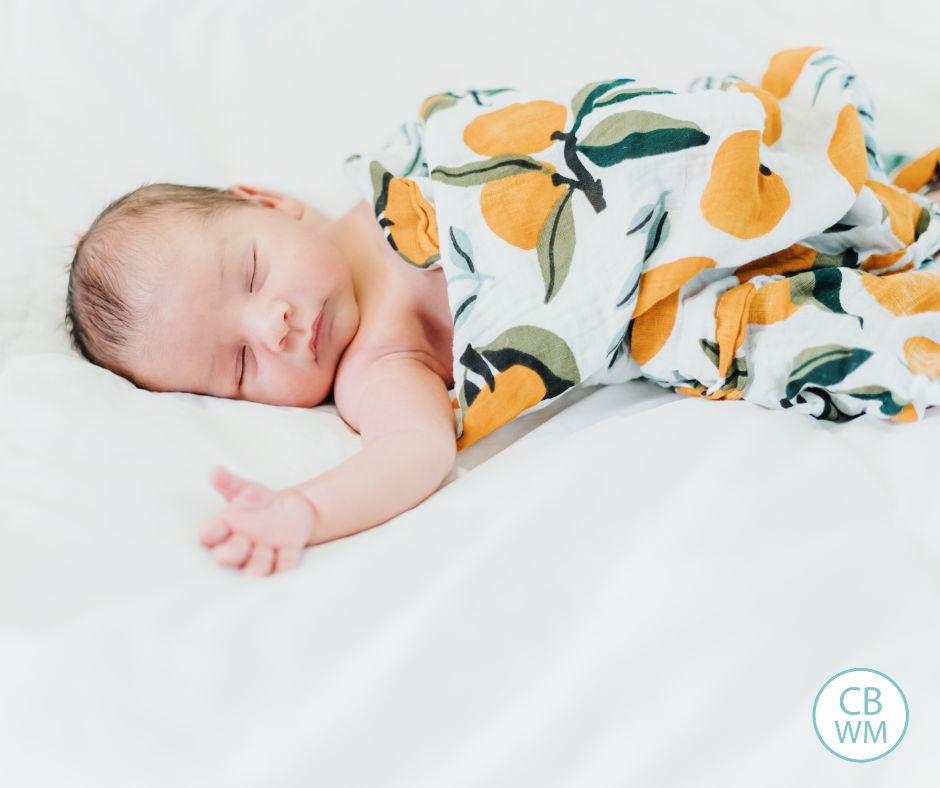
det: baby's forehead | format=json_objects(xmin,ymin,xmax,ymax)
[
  {"xmin": 136, "ymin": 203, "xmax": 274, "ymax": 279},
  {"xmin": 159, "ymin": 205, "xmax": 229, "ymax": 235},
  {"xmin": 144, "ymin": 208, "xmax": 229, "ymax": 258},
  {"xmin": 152, "ymin": 205, "xmax": 261, "ymax": 274}
]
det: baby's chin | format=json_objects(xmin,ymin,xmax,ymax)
[{"xmin": 265, "ymin": 376, "xmax": 336, "ymax": 408}]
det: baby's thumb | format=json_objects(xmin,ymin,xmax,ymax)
[{"xmin": 210, "ymin": 465, "xmax": 249, "ymax": 502}]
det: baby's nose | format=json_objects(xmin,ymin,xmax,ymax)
[{"xmin": 264, "ymin": 301, "xmax": 292, "ymax": 351}]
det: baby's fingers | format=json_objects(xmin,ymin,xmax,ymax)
[
  {"xmin": 212, "ymin": 533, "xmax": 252, "ymax": 567},
  {"xmin": 274, "ymin": 546, "xmax": 303, "ymax": 574},
  {"xmin": 243, "ymin": 543, "xmax": 276, "ymax": 577},
  {"xmin": 199, "ymin": 516, "xmax": 231, "ymax": 548}
]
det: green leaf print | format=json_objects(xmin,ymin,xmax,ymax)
[
  {"xmin": 722, "ymin": 355, "xmax": 749, "ymax": 392},
  {"xmin": 459, "ymin": 342, "xmax": 495, "ymax": 393},
  {"xmin": 448, "ymin": 226, "xmax": 475, "ymax": 274},
  {"xmin": 822, "ymin": 222, "xmax": 855, "ymax": 234},
  {"xmin": 607, "ymin": 342, "xmax": 625, "ymax": 370},
  {"xmin": 422, "ymin": 94, "xmax": 460, "ymax": 122},
  {"xmin": 398, "ymin": 122, "xmax": 425, "ymax": 178},
  {"xmin": 809, "ymin": 53, "xmax": 848, "ymax": 67},
  {"xmin": 479, "ymin": 325, "xmax": 581, "ymax": 391},
  {"xmin": 570, "ymin": 80, "xmax": 678, "ymax": 134},
  {"xmin": 864, "ymin": 133, "xmax": 879, "ymax": 169},
  {"xmin": 537, "ymin": 189, "xmax": 576, "ymax": 303},
  {"xmin": 606, "ymin": 326, "xmax": 627, "ymax": 367},
  {"xmin": 780, "ymin": 386, "xmax": 861, "ymax": 422},
  {"xmin": 447, "ymin": 226, "xmax": 480, "ymax": 331},
  {"xmin": 627, "ymin": 202, "xmax": 656, "ymax": 235},
  {"xmin": 446, "ymin": 226, "xmax": 496, "ymax": 332},
  {"xmin": 467, "ymin": 87, "xmax": 517, "ymax": 104},
  {"xmin": 784, "ymin": 344, "xmax": 874, "ymax": 400},
  {"xmin": 700, "ymin": 338, "xmax": 720, "ymax": 369},
  {"xmin": 811, "ymin": 66, "xmax": 837, "ymax": 106},
  {"xmin": 571, "ymin": 78, "xmax": 635, "ymax": 133},
  {"xmin": 368, "ymin": 160, "xmax": 393, "ymax": 208},
  {"xmin": 614, "ymin": 263, "xmax": 642, "ymax": 309},
  {"xmin": 430, "ymin": 154, "xmax": 551, "ymax": 187},
  {"xmin": 882, "ymin": 151, "xmax": 912, "ymax": 174},
  {"xmin": 453, "ymin": 294, "xmax": 477, "ymax": 332},
  {"xmin": 716, "ymin": 74, "xmax": 747, "ymax": 90},
  {"xmin": 458, "ymin": 326, "xmax": 581, "ymax": 409},
  {"xmin": 915, "ymin": 207, "xmax": 931, "ymax": 242},
  {"xmin": 644, "ymin": 211, "xmax": 670, "ymax": 263},
  {"xmin": 698, "ymin": 337, "xmax": 749, "ymax": 391},
  {"xmin": 789, "ymin": 269, "xmax": 865, "ymax": 328},
  {"xmin": 812, "ymin": 249, "xmax": 859, "ymax": 269},
  {"xmin": 576, "ymin": 111, "xmax": 710, "ymax": 167},
  {"xmin": 836, "ymin": 385, "xmax": 908, "ymax": 417},
  {"xmin": 593, "ymin": 86, "xmax": 676, "ymax": 110},
  {"xmin": 626, "ymin": 191, "xmax": 671, "ymax": 263}
]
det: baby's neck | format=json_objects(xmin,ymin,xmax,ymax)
[{"xmin": 321, "ymin": 201, "xmax": 385, "ymax": 308}]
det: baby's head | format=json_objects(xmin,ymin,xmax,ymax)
[{"xmin": 65, "ymin": 183, "xmax": 359, "ymax": 407}]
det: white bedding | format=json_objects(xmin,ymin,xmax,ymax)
[{"xmin": 2, "ymin": 1, "xmax": 940, "ymax": 785}]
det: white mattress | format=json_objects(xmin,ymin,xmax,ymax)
[{"xmin": 2, "ymin": 1, "xmax": 940, "ymax": 785}]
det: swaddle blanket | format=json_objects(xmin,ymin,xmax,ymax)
[{"xmin": 344, "ymin": 46, "xmax": 940, "ymax": 450}]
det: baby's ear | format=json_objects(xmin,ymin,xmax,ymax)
[{"xmin": 228, "ymin": 185, "xmax": 305, "ymax": 221}]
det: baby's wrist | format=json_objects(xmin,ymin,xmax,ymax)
[{"xmin": 285, "ymin": 488, "xmax": 321, "ymax": 547}]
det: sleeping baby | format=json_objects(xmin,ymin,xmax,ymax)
[
  {"xmin": 66, "ymin": 184, "xmax": 458, "ymax": 576},
  {"xmin": 65, "ymin": 46, "xmax": 940, "ymax": 576}
]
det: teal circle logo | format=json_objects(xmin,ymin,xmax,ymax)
[{"xmin": 813, "ymin": 668, "xmax": 908, "ymax": 762}]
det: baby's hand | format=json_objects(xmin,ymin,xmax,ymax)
[{"xmin": 199, "ymin": 465, "xmax": 318, "ymax": 577}]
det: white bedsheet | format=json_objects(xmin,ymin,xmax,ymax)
[{"xmin": 3, "ymin": 1, "xmax": 940, "ymax": 785}]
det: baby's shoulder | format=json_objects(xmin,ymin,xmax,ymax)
[
  {"xmin": 333, "ymin": 350, "xmax": 449, "ymax": 432},
  {"xmin": 333, "ymin": 350, "xmax": 451, "ymax": 437}
]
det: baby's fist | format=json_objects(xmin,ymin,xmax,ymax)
[{"xmin": 199, "ymin": 465, "xmax": 318, "ymax": 576}]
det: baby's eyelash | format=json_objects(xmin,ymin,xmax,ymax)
[{"xmin": 239, "ymin": 247, "xmax": 257, "ymax": 387}]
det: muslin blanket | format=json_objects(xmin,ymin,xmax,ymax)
[{"xmin": 344, "ymin": 46, "xmax": 940, "ymax": 451}]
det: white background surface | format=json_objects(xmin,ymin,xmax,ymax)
[{"xmin": 2, "ymin": 1, "xmax": 939, "ymax": 785}]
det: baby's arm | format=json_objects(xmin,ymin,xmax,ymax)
[
  {"xmin": 200, "ymin": 357, "xmax": 455, "ymax": 573},
  {"xmin": 289, "ymin": 356, "xmax": 457, "ymax": 546}
]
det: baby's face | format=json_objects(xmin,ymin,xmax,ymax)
[{"xmin": 130, "ymin": 202, "xmax": 359, "ymax": 407}]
